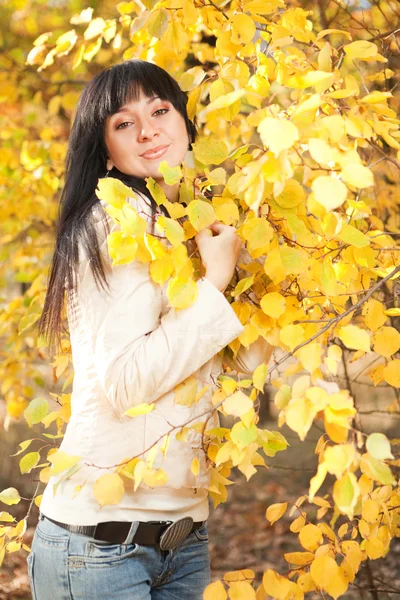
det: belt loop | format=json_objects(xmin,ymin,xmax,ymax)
[{"xmin": 123, "ymin": 521, "xmax": 140, "ymax": 545}]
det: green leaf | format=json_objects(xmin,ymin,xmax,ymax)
[
  {"xmin": 366, "ymin": 433, "xmax": 394, "ymax": 460},
  {"xmin": 19, "ymin": 451, "xmax": 40, "ymax": 474},
  {"xmin": 24, "ymin": 398, "xmax": 49, "ymax": 427},
  {"xmin": 360, "ymin": 452, "xmax": 396, "ymax": 485},
  {"xmin": 193, "ymin": 137, "xmax": 229, "ymax": 165},
  {"xmin": 10, "ymin": 439, "xmax": 34, "ymax": 456}
]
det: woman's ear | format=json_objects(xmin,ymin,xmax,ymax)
[{"xmin": 106, "ymin": 159, "xmax": 113, "ymax": 171}]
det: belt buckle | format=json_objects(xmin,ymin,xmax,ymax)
[{"xmin": 159, "ymin": 517, "xmax": 194, "ymax": 551}]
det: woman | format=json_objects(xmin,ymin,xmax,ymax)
[{"xmin": 29, "ymin": 59, "xmax": 274, "ymax": 600}]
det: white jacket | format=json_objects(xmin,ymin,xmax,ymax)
[{"xmin": 40, "ymin": 194, "xmax": 273, "ymax": 525}]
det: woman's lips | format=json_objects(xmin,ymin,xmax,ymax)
[{"xmin": 140, "ymin": 145, "xmax": 170, "ymax": 160}]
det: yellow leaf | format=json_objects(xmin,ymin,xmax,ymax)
[
  {"xmin": 6, "ymin": 541, "xmax": 22, "ymax": 553},
  {"xmin": 338, "ymin": 325, "xmax": 370, "ymax": 352},
  {"xmin": 383, "ymin": 360, "xmax": 400, "ymax": 387},
  {"xmin": 94, "ymin": 473, "xmax": 125, "ymax": 508},
  {"xmin": 365, "ymin": 537, "xmax": 385, "ymax": 560},
  {"xmin": 124, "ymin": 403, "xmax": 155, "ymax": 418},
  {"xmin": 333, "ymin": 472, "xmax": 360, "ymax": 519},
  {"xmin": 167, "ymin": 277, "xmax": 198, "ymax": 309},
  {"xmin": 107, "ymin": 232, "xmax": 138, "ymax": 266},
  {"xmin": 312, "ymin": 176, "xmax": 348, "ymax": 211},
  {"xmin": 362, "ymin": 299, "xmax": 387, "ymax": 332},
  {"xmin": 178, "ymin": 66, "xmax": 206, "ymax": 92},
  {"xmin": 187, "ymin": 200, "xmax": 217, "ymax": 232},
  {"xmin": 231, "ymin": 14, "xmax": 256, "ymax": 45},
  {"xmin": 142, "ymin": 467, "xmax": 168, "ymax": 488},
  {"xmin": 227, "ymin": 581, "xmax": 256, "ymax": 599},
  {"xmin": 309, "ymin": 463, "xmax": 328, "ymax": 501},
  {"xmin": 0, "ymin": 512, "xmax": 15, "ymax": 523},
  {"xmin": 83, "ymin": 17, "xmax": 106, "ymax": 40},
  {"xmin": 361, "ymin": 499, "xmax": 380, "ymax": 524},
  {"xmin": 341, "ymin": 164, "xmax": 374, "ymax": 189},
  {"xmin": 344, "ymin": 40, "xmax": 378, "ymax": 60},
  {"xmin": 96, "ymin": 177, "xmax": 134, "ymax": 209},
  {"xmin": 242, "ymin": 218, "xmax": 273, "ymax": 252},
  {"xmin": 262, "ymin": 569, "xmax": 304, "ymax": 600},
  {"xmin": 274, "ymin": 179, "xmax": 306, "ymax": 208},
  {"xmin": 191, "ymin": 457, "xmax": 200, "ymax": 476},
  {"xmin": 19, "ymin": 452, "xmax": 40, "ymax": 475},
  {"xmin": 308, "ymin": 138, "xmax": 335, "ymax": 165},
  {"xmin": 224, "ymin": 570, "xmax": 255, "ymax": 584},
  {"xmin": 257, "ymin": 118, "xmax": 299, "ymax": 155},
  {"xmin": 338, "ymin": 224, "xmax": 370, "ymax": 248},
  {"xmin": 204, "ymin": 580, "xmax": 227, "ymax": 600},
  {"xmin": 260, "ymin": 292, "xmax": 286, "ymax": 319},
  {"xmin": 157, "ymin": 161, "xmax": 182, "ymax": 186},
  {"xmin": 284, "ymin": 551, "xmax": 314, "ymax": 566},
  {"xmin": 48, "ymin": 451, "xmax": 81, "ymax": 477},
  {"xmin": 70, "ymin": 7, "xmax": 93, "ymax": 23},
  {"xmin": 0, "ymin": 488, "xmax": 20, "ymax": 506},
  {"xmin": 279, "ymin": 324, "xmax": 305, "ymax": 352},
  {"xmin": 317, "ymin": 29, "xmax": 352, "ymax": 40},
  {"xmin": 310, "ymin": 555, "xmax": 348, "ymax": 598},
  {"xmin": 372, "ymin": 327, "xmax": 400, "ymax": 358},
  {"xmin": 295, "ymin": 343, "xmax": 322, "ymax": 374},
  {"xmin": 174, "ymin": 375, "xmax": 199, "ymax": 407},
  {"xmin": 323, "ymin": 444, "xmax": 357, "ymax": 478},
  {"xmin": 299, "ymin": 523, "xmax": 323, "ymax": 552},
  {"xmin": 266, "ymin": 502, "xmax": 287, "ymax": 525},
  {"xmin": 223, "ymin": 390, "xmax": 253, "ymax": 417},
  {"xmin": 385, "ymin": 308, "xmax": 400, "ymax": 316}
]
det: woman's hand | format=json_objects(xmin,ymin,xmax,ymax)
[{"xmin": 194, "ymin": 221, "xmax": 244, "ymax": 293}]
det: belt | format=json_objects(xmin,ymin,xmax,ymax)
[{"xmin": 41, "ymin": 513, "xmax": 205, "ymax": 551}]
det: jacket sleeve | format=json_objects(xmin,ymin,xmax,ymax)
[{"xmin": 80, "ymin": 197, "xmax": 245, "ymax": 419}]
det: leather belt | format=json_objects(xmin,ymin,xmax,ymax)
[{"xmin": 41, "ymin": 513, "xmax": 205, "ymax": 551}]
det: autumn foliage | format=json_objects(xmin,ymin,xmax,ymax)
[{"xmin": 1, "ymin": 0, "xmax": 400, "ymax": 598}]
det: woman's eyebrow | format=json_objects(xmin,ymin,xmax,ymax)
[{"xmin": 114, "ymin": 96, "xmax": 161, "ymax": 115}]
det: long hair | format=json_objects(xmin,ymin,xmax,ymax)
[{"xmin": 37, "ymin": 60, "xmax": 198, "ymax": 352}]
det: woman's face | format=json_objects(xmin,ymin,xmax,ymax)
[{"xmin": 104, "ymin": 87, "xmax": 190, "ymax": 183}]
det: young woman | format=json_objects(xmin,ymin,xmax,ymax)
[{"xmin": 29, "ymin": 59, "xmax": 274, "ymax": 600}]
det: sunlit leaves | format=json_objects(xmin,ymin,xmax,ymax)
[
  {"xmin": 311, "ymin": 176, "xmax": 348, "ymax": 211},
  {"xmin": 341, "ymin": 164, "xmax": 374, "ymax": 189},
  {"xmin": 338, "ymin": 325, "xmax": 371, "ymax": 353},
  {"xmin": 257, "ymin": 118, "xmax": 299, "ymax": 155},
  {"xmin": 344, "ymin": 40, "xmax": 379, "ymax": 60}
]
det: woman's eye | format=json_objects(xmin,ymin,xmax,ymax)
[{"xmin": 116, "ymin": 108, "xmax": 168, "ymax": 130}]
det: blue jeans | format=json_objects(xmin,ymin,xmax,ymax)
[{"xmin": 27, "ymin": 513, "xmax": 211, "ymax": 599}]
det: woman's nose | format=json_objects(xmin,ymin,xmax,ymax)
[{"xmin": 138, "ymin": 120, "xmax": 159, "ymax": 142}]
